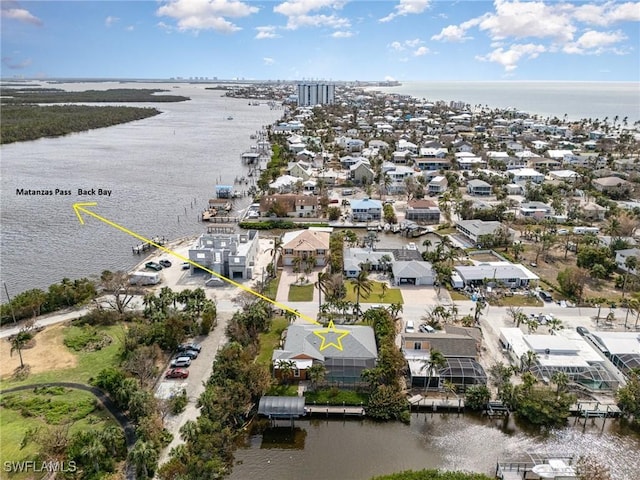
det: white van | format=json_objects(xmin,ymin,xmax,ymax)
[{"xmin": 405, "ymin": 320, "xmax": 415, "ymax": 333}]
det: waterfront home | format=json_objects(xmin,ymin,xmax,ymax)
[
  {"xmin": 405, "ymin": 199, "xmax": 441, "ymax": 224},
  {"xmin": 188, "ymin": 230, "xmax": 259, "ymax": 282},
  {"xmin": 467, "ymin": 179, "xmax": 492, "ymax": 196},
  {"xmin": 259, "ymin": 194, "xmax": 319, "ymax": 218},
  {"xmin": 386, "ymin": 166, "xmax": 416, "ymax": 194},
  {"xmin": 281, "ymin": 229, "xmax": 330, "ymax": 267},
  {"xmin": 272, "ymin": 324, "xmax": 377, "ymax": 386},
  {"xmin": 427, "ymin": 176, "xmax": 448, "ymax": 195},
  {"xmin": 402, "ymin": 330, "xmax": 486, "ymax": 390},
  {"xmin": 455, "ymin": 220, "xmax": 515, "ymax": 245},
  {"xmin": 499, "ymin": 328, "xmax": 618, "ymax": 391},
  {"xmin": 343, "ymin": 248, "xmax": 392, "ymax": 278},
  {"xmin": 391, "ymin": 260, "xmax": 435, "ymax": 286},
  {"xmin": 269, "ymin": 175, "xmax": 302, "ymax": 193},
  {"xmin": 351, "ymin": 198, "xmax": 382, "ymax": 222},
  {"xmin": 589, "ymin": 331, "xmax": 640, "ymax": 376}
]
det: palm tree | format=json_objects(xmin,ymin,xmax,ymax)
[
  {"xmin": 128, "ymin": 440, "xmax": 158, "ymax": 479},
  {"xmin": 315, "ymin": 271, "xmax": 330, "ymax": 313},
  {"xmin": 276, "ymin": 359, "xmax": 296, "ymax": 385},
  {"xmin": 520, "ymin": 350, "xmax": 538, "ymax": 372},
  {"xmin": 179, "ymin": 420, "xmax": 199, "ymax": 443},
  {"xmin": 443, "ymin": 380, "xmax": 457, "ymax": 400},
  {"xmin": 10, "ymin": 330, "xmax": 32, "ymax": 369},
  {"xmin": 380, "ymin": 282, "xmax": 388, "ymax": 300},
  {"xmin": 306, "ymin": 363, "xmax": 327, "ymax": 391},
  {"xmin": 551, "ymin": 371, "xmax": 570, "ymax": 395},
  {"xmin": 351, "ymin": 270, "xmax": 373, "ymax": 322},
  {"xmin": 292, "ymin": 256, "xmax": 302, "ymax": 283},
  {"xmin": 268, "ymin": 236, "xmax": 284, "ymax": 277},
  {"xmin": 422, "ymin": 349, "xmax": 446, "ymax": 391},
  {"xmin": 622, "ymin": 255, "xmax": 638, "ymax": 298},
  {"xmin": 81, "ymin": 435, "xmax": 106, "ymax": 473},
  {"xmin": 547, "ymin": 317, "xmax": 564, "ymax": 335}
]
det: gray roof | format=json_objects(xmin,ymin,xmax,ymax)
[
  {"xmin": 392, "ymin": 260, "xmax": 434, "ymax": 279},
  {"xmin": 468, "ymin": 179, "xmax": 491, "ymax": 188},
  {"xmin": 273, "ymin": 324, "xmax": 377, "ymax": 362},
  {"xmin": 455, "ymin": 264, "xmax": 538, "ymax": 281},
  {"xmin": 456, "ymin": 219, "xmax": 505, "ymax": 236},
  {"xmin": 403, "ymin": 333, "xmax": 478, "ymax": 358},
  {"xmin": 258, "ymin": 396, "xmax": 305, "ymax": 417}
]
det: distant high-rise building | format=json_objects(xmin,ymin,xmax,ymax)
[{"xmin": 297, "ymin": 83, "xmax": 335, "ymax": 106}]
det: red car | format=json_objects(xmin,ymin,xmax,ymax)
[{"xmin": 165, "ymin": 368, "xmax": 189, "ymax": 379}]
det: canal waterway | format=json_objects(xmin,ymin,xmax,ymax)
[
  {"xmin": 230, "ymin": 414, "xmax": 640, "ymax": 480},
  {"xmin": 0, "ymin": 82, "xmax": 283, "ymax": 296}
]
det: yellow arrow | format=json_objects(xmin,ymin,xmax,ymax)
[{"xmin": 73, "ymin": 202, "xmax": 323, "ymax": 327}]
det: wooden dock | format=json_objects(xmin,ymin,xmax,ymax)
[
  {"xmin": 571, "ymin": 401, "xmax": 620, "ymax": 418},
  {"xmin": 305, "ymin": 405, "xmax": 365, "ymax": 417},
  {"xmin": 408, "ymin": 396, "xmax": 465, "ymax": 412},
  {"xmin": 132, "ymin": 236, "xmax": 167, "ymax": 254},
  {"xmin": 205, "ymin": 216, "xmax": 240, "ymax": 224}
]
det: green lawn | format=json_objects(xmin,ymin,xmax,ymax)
[
  {"xmin": 263, "ymin": 271, "xmax": 282, "ymax": 300},
  {"xmin": 345, "ymin": 280, "xmax": 403, "ymax": 304},
  {"xmin": 256, "ymin": 317, "xmax": 289, "ymax": 366},
  {"xmin": 1, "ymin": 324, "xmax": 124, "ymax": 389},
  {"xmin": 288, "ymin": 284, "xmax": 314, "ymax": 302},
  {"xmin": 448, "ymin": 290, "xmax": 468, "ymax": 301},
  {"xmin": 305, "ymin": 388, "xmax": 368, "ymax": 406},
  {"xmin": 0, "ymin": 388, "xmax": 119, "ymax": 478},
  {"xmin": 266, "ymin": 384, "xmax": 298, "ymax": 396}
]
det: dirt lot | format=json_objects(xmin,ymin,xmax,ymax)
[
  {"xmin": 521, "ymin": 244, "xmax": 621, "ymax": 301},
  {"xmin": 0, "ymin": 324, "xmax": 77, "ymax": 379}
]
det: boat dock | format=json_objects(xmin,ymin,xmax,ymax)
[
  {"xmin": 496, "ymin": 455, "xmax": 576, "ymax": 480},
  {"xmin": 305, "ymin": 404, "xmax": 365, "ymax": 417},
  {"xmin": 571, "ymin": 401, "xmax": 620, "ymax": 418},
  {"xmin": 132, "ymin": 236, "xmax": 167, "ymax": 254},
  {"xmin": 408, "ymin": 395, "xmax": 465, "ymax": 412}
]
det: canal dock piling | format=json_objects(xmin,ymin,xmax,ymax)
[{"xmin": 132, "ymin": 236, "xmax": 167, "ymax": 254}]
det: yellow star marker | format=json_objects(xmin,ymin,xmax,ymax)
[{"xmin": 313, "ymin": 320, "xmax": 350, "ymax": 352}]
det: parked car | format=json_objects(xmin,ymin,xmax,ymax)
[
  {"xmin": 145, "ymin": 261, "xmax": 163, "ymax": 271},
  {"xmin": 177, "ymin": 349, "xmax": 198, "ymax": 359},
  {"xmin": 539, "ymin": 290, "xmax": 553, "ymax": 302},
  {"xmin": 181, "ymin": 262, "xmax": 190, "ymax": 270},
  {"xmin": 178, "ymin": 342, "xmax": 202, "ymax": 352},
  {"xmin": 170, "ymin": 356, "xmax": 191, "ymax": 368},
  {"xmin": 159, "ymin": 259, "xmax": 172, "ymax": 268},
  {"xmin": 419, "ymin": 323, "xmax": 435, "ymax": 333},
  {"xmin": 165, "ymin": 368, "xmax": 189, "ymax": 379},
  {"xmin": 576, "ymin": 326, "xmax": 590, "ymax": 337}
]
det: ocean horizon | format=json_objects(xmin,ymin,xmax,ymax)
[{"xmin": 372, "ymin": 80, "xmax": 640, "ymax": 124}]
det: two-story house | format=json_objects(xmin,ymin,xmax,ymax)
[
  {"xmin": 467, "ymin": 179, "xmax": 492, "ymax": 196},
  {"xmin": 259, "ymin": 194, "xmax": 319, "ymax": 218},
  {"xmin": 350, "ymin": 198, "xmax": 382, "ymax": 221},
  {"xmin": 188, "ymin": 231, "xmax": 260, "ymax": 282},
  {"xmin": 281, "ymin": 229, "xmax": 330, "ymax": 267}
]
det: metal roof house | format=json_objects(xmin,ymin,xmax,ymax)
[{"xmin": 454, "ymin": 262, "xmax": 539, "ymax": 288}]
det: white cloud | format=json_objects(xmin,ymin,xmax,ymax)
[
  {"xmin": 477, "ymin": 0, "xmax": 575, "ymax": 43},
  {"xmin": 105, "ymin": 16, "xmax": 119, "ymax": 27},
  {"xmin": 332, "ymin": 30, "xmax": 353, "ymax": 38},
  {"xmin": 389, "ymin": 38, "xmax": 426, "ymax": 52},
  {"xmin": 284, "ymin": 13, "xmax": 350, "ymax": 30},
  {"xmin": 431, "ymin": 18, "xmax": 479, "ymax": 42},
  {"xmin": 274, "ymin": 0, "xmax": 346, "ymax": 17},
  {"xmin": 2, "ymin": 56, "xmax": 32, "ymax": 69},
  {"xmin": 156, "ymin": 0, "xmax": 258, "ymax": 33},
  {"xmin": 263, "ymin": 57, "xmax": 275, "ymax": 65},
  {"xmin": 572, "ymin": 2, "xmax": 640, "ymax": 26},
  {"xmin": 126, "ymin": 25, "xmax": 134, "ymax": 32},
  {"xmin": 255, "ymin": 26, "xmax": 281, "ymax": 39},
  {"xmin": 413, "ymin": 46, "xmax": 429, "ymax": 56},
  {"xmin": 476, "ymin": 43, "xmax": 546, "ymax": 71},
  {"xmin": 1, "ymin": 6, "xmax": 42, "ymax": 26},
  {"xmin": 563, "ymin": 29, "xmax": 627, "ymax": 54},
  {"xmin": 384, "ymin": 75, "xmax": 396, "ymax": 81},
  {"xmin": 405, "ymin": 38, "xmax": 422, "ymax": 48},
  {"xmin": 380, "ymin": 0, "xmax": 431, "ymax": 23},
  {"xmin": 389, "ymin": 41, "xmax": 404, "ymax": 51}
]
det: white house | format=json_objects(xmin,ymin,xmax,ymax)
[
  {"xmin": 615, "ymin": 249, "xmax": 639, "ymax": 274},
  {"xmin": 510, "ymin": 168, "xmax": 544, "ymax": 184}
]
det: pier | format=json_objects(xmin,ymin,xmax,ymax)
[
  {"xmin": 305, "ymin": 404, "xmax": 365, "ymax": 417},
  {"xmin": 408, "ymin": 395, "xmax": 465, "ymax": 412},
  {"xmin": 132, "ymin": 236, "xmax": 167, "ymax": 254}
]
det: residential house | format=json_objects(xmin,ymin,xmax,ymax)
[
  {"xmin": 269, "ymin": 175, "xmax": 300, "ymax": 193},
  {"xmin": 506, "ymin": 183, "xmax": 524, "ymax": 195},
  {"xmin": 419, "ymin": 147, "xmax": 447, "ymax": 158},
  {"xmin": 340, "ymin": 155, "xmax": 369, "ymax": 169},
  {"xmin": 453, "ymin": 262, "xmax": 539, "ymax": 288},
  {"xmin": 281, "ymin": 229, "xmax": 330, "ymax": 267},
  {"xmin": 391, "ymin": 150, "xmax": 414, "ymax": 165},
  {"xmin": 415, "ymin": 157, "xmax": 451, "ymax": 171},
  {"xmin": 272, "ymin": 324, "xmax": 377, "ymax": 385},
  {"xmin": 510, "ymin": 168, "xmax": 544, "ymax": 184},
  {"xmin": 398, "ymin": 139, "xmax": 419, "ymax": 154},
  {"xmin": 336, "ymin": 136, "xmax": 365, "ymax": 152},
  {"xmin": 350, "ymin": 161, "xmax": 375, "ymax": 185},
  {"xmin": 467, "ymin": 179, "xmax": 492, "ymax": 196},
  {"xmin": 548, "ymin": 170, "xmax": 579, "ymax": 183},
  {"xmin": 581, "ymin": 202, "xmax": 607, "ymax": 221},
  {"xmin": 391, "ymin": 260, "xmax": 435, "ymax": 285},
  {"xmin": 350, "ymin": 198, "xmax": 383, "ymax": 221},
  {"xmin": 188, "ymin": 231, "xmax": 260, "ymax": 282},
  {"xmin": 518, "ymin": 201, "xmax": 553, "ymax": 220},
  {"xmin": 615, "ymin": 249, "xmax": 640, "ymax": 274},
  {"xmin": 405, "ymin": 199, "xmax": 441, "ymax": 224},
  {"xmin": 287, "ymin": 162, "xmax": 312, "ymax": 180},
  {"xmin": 614, "ymin": 158, "xmax": 640, "ymax": 172},
  {"xmin": 593, "ymin": 176, "xmax": 632, "ymax": 196},
  {"xmin": 386, "ymin": 166, "xmax": 416, "ymax": 194},
  {"xmin": 455, "ymin": 220, "xmax": 515, "ymax": 245},
  {"xmin": 259, "ymin": 194, "xmax": 318, "ymax": 218},
  {"xmin": 455, "ymin": 152, "xmax": 487, "ymax": 170},
  {"xmin": 344, "ymin": 248, "xmax": 393, "ymax": 278},
  {"xmin": 427, "ymin": 176, "xmax": 448, "ymax": 195},
  {"xmin": 402, "ymin": 330, "xmax": 486, "ymax": 390}
]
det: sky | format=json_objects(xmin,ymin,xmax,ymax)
[{"xmin": 1, "ymin": 0, "xmax": 639, "ymax": 81}]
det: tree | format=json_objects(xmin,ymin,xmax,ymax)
[
  {"xmin": 99, "ymin": 270, "xmax": 135, "ymax": 314},
  {"xmin": 551, "ymin": 371, "xmax": 569, "ymax": 395},
  {"xmin": 267, "ymin": 235, "xmax": 284, "ymax": 277},
  {"xmin": 307, "ymin": 362, "xmax": 327, "ymax": 391},
  {"xmin": 464, "ymin": 385, "xmax": 490, "ymax": 410},
  {"xmin": 128, "ymin": 440, "xmax": 159, "ymax": 479},
  {"xmin": 616, "ymin": 369, "xmax": 640, "ymax": 425},
  {"xmin": 622, "ymin": 255, "xmax": 638, "ymax": 298},
  {"xmin": 351, "ymin": 270, "xmax": 373, "ymax": 322},
  {"xmin": 276, "ymin": 359, "xmax": 296, "ymax": 385},
  {"xmin": 421, "ymin": 349, "xmax": 446, "ymax": 390},
  {"xmin": 520, "ymin": 350, "xmax": 538, "ymax": 372},
  {"xmin": 557, "ymin": 267, "xmax": 589, "ymax": 302},
  {"xmin": 547, "ymin": 317, "xmax": 564, "ymax": 335},
  {"xmin": 10, "ymin": 329, "xmax": 32, "ymax": 369},
  {"xmin": 380, "ymin": 282, "xmax": 388, "ymax": 300}
]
